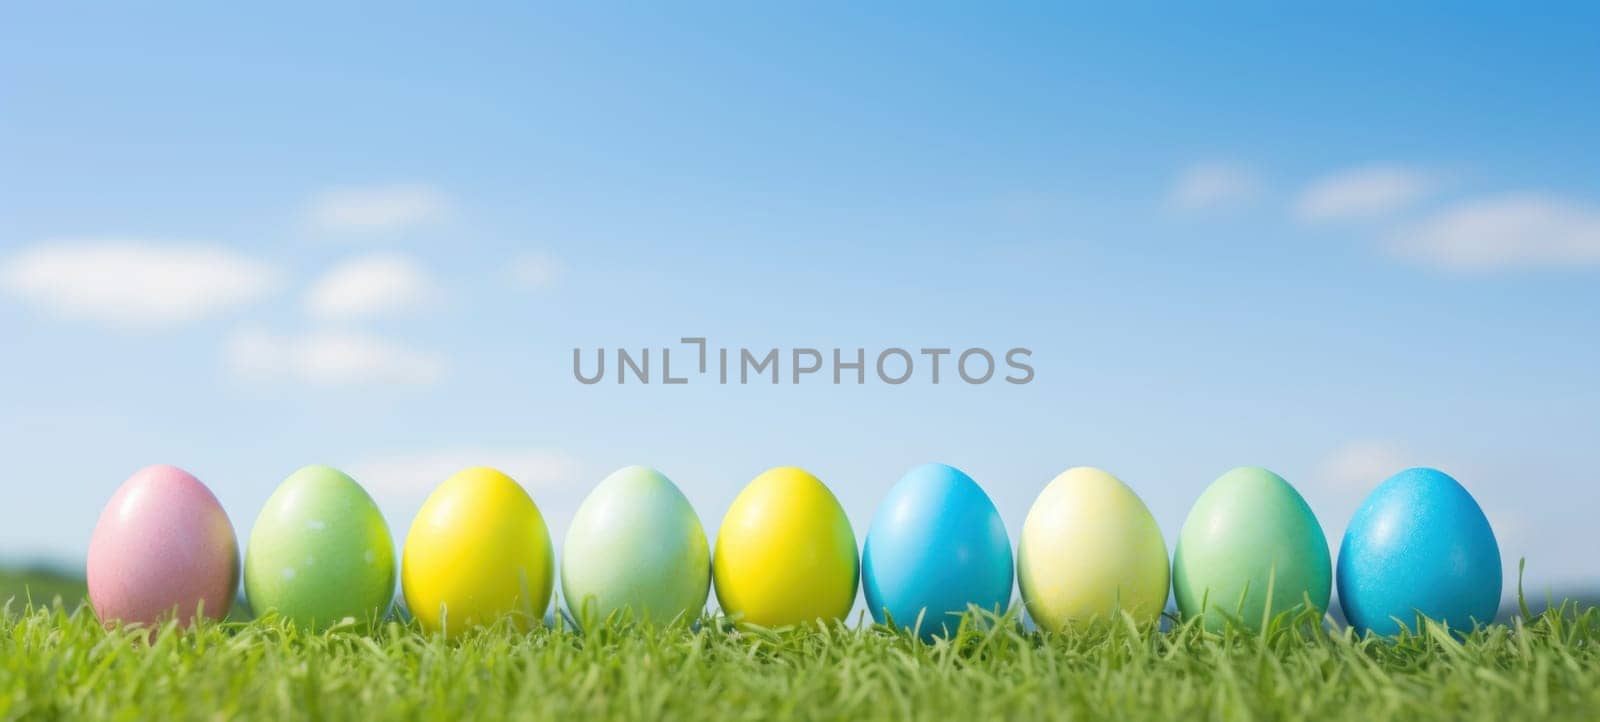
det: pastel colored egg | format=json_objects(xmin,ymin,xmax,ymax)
[
  {"xmin": 1173, "ymin": 466, "xmax": 1331, "ymax": 632},
  {"xmin": 712, "ymin": 467, "xmax": 858, "ymax": 627},
  {"xmin": 561, "ymin": 466, "xmax": 710, "ymax": 626},
  {"xmin": 862, "ymin": 463, "xmax": 1011, "ymax": 639},
  {"xmin": 402, "ymin": 467, "xmax": 554, "ymax": 637},
  {"xmin": 86, "ymin": 464, "xmax": 240, "ymax": 628},
  {"xmin": 243, "ymin": 465, "xmax": 396, "ymax": 629},
  {"xmin": 1017, "ymin": 467, "xmax": 1169, "ymax": 629},
  {"xmin": 1337, "ymin": 467, "xmax": 1501, "ymax": 636}
]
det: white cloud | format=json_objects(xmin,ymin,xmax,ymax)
[
  {"xmin": 304, "ymin": 253, "xmax": 438, "ymax": 320},
  {"xmin": 348, "ymin": 447, "xmax": 578, "ymax": 497},
  {"xmin": 0, "ymin": 240, "xmax": 279, "ymax": 329},
  {"xmin": 1295, "ymin": 165, "xmax": 1437, "ymax": 222},
  {"xmin": 510, "ymin": 253, "xmax": 561, "ymax": 289},
  {"xmin": 1487, "ymin": 510, "xmax": 1527, "ymax": 550},
  {"xmin": 1167, "ymin": 162, "xmax": 1263, "ymax": 213},
  {"xmin": 1386, "ymin": 193, "xmax": 1600, "ymax": 272},
  {"xmin": 307, "ymin": 184, "xmax": 450, "ymax": 234},
  {"xmin": 1315, "ymin": 440, "xmax": 1410, "ymax": 492},
  {"xmin": 225, "ymin": 327, "xmax": 445, "ymax": 386}
]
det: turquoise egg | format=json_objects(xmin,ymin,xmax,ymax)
[
  {"xmin": 862, "ymin": 463, "xmax": 1013, "ymax": 640},
  {"xmin": 1337, "ymin": 467, "xmax": 1501, "ymax": 635}
]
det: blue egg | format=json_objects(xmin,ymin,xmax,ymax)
[
  {"xmin": 1336, "ymin": 467, "xmax": 1501, "ymax": 636},
  {"xmin": 862, "ymin": 463, "xmax": 1013, "ymax": 640}
]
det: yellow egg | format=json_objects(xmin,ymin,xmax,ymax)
[
  {"xmin": 1017, "ymin": 467, "xmax": 1169, "ymax": 629},
  {"xmin": 402, "ymin": 466, "xmax": 554, "ymax": 637},
  {"xmin": 712, "ymin": 467, "xmax": 858, "ymax": 627}
]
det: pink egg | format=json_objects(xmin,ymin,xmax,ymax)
[{"xmin": 87, "ymin": 464, "xmax": 240, "ymax": 628}]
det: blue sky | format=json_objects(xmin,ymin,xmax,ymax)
[{"xmin": 3, "ymin": 4, "xmax": 1598, "ymax": 606}]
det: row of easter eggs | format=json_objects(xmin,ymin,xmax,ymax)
[{"xmin": 85, "ymin": 461, "xmax": 1502, "ymax": 639}]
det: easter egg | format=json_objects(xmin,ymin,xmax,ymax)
[
  {"xmin": 861, "ymin": 463, "xmax": 1012, "ymax": 639},
  {"xmin": 243, "ymin": 465, "xmax": 396, "ymax": 629},
  {"xmin": 1017, "ymin": 467, "xmax": 1168, "ymax": 628},
  {"xmin": 712, "ymin": 467, "xmax": 858, "ymax": 627},
  {"xmin": 86, "ymin": 464, "xmax": 239, "ymax": 627},
  {"xmin": 561, "ymin": 465, "xmax": 710, "ymax": 626},
  {"xmin": 402, "ymin": 466, "xmax": 554, "ymax": 636},
  {"xmin": 1173, "ymin": 466, "xmax": 1330, "ymax": 632},
  {"xmin": 1337, "ymin": 467, "xmax": 1501, "ymax": 635}
]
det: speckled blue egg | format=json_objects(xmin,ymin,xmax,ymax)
[
  {"xmin": 862, "ymin": 463, "xmax": 1013, "ymax": 640},
  {"xmin": 1337, "ymin": 467, "xmax": 1501, "ymax": 636}
]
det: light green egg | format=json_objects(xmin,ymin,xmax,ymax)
[
  {"xmin": 561, "ymin": 466, "xmax": 710, "ymax": 626},
  {"xmin": 1172, "ymin": 466, "xmax": 1331, "ymax": 632},
  {"xmin": 244, "ymin": 465, "xmax": 396, "ymax": 629}
]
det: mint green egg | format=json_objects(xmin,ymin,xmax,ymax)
[
  {"xmin": 561, "ymin": 466, "xmax": 710, "ymax": 626},
  {"xmin": 244, "ymin": 465, "xmax": 396, "ymax": 629},
  {"xmin": 1172, "ymin": 466, "xmax": 1331, "ymax": 632}
]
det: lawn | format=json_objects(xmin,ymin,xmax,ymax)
[
  {"xmin": 1, "ymin": 593, "xmax": 1597, "ymax": 722},
  {"xmin": 0, "ymin": 570, "xmax": 85, "ymax": 611}
]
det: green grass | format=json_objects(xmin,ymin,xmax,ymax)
[
  {"xmin": 0, "ymin": 569, "xmax": 86, "ymax": 611},
  {"xmin": 2, "ymin": 597, "xmax": 1598, "ymax": 722}
]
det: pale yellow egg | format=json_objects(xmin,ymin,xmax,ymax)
[{"xmin": 1017, "ymin": 467, "xmax": 1169, "ymax": 628}]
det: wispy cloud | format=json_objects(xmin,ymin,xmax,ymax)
[
  {"xmin": 225, "ymin": 327, "xmax": 446, "ymax": 386},
  {"xmin": 0, "ymin": 240, "xmax": 279, "ymax": 329},
  {"xmin": 510, "ymin": 253, "xmax": 562, "ymax": 289},
  {"xmin": 1314, "ymin": 440, "xmax": 1410, "ymax": 492},
  {"xmin": 348, "ymin": 447, "xmax": 578, "ymax": 497},
  {"xmin": 1167, "ymin": 162, "xmax": 1263, "ymax": 213},
  {"xmin": 1295, "ymin": 165, "xmax": 1437, "ymax": 222},
  {"xmin": 307, "ymin": 183, "xmax": 451, "ymax": 234},
  {"xmin": 303, "ymin": 253, "xmax": 438, "ymax": 320},
  {"xmin": 1386, "ymin": 193, "xmax": 1600, "ymax": 272}
]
